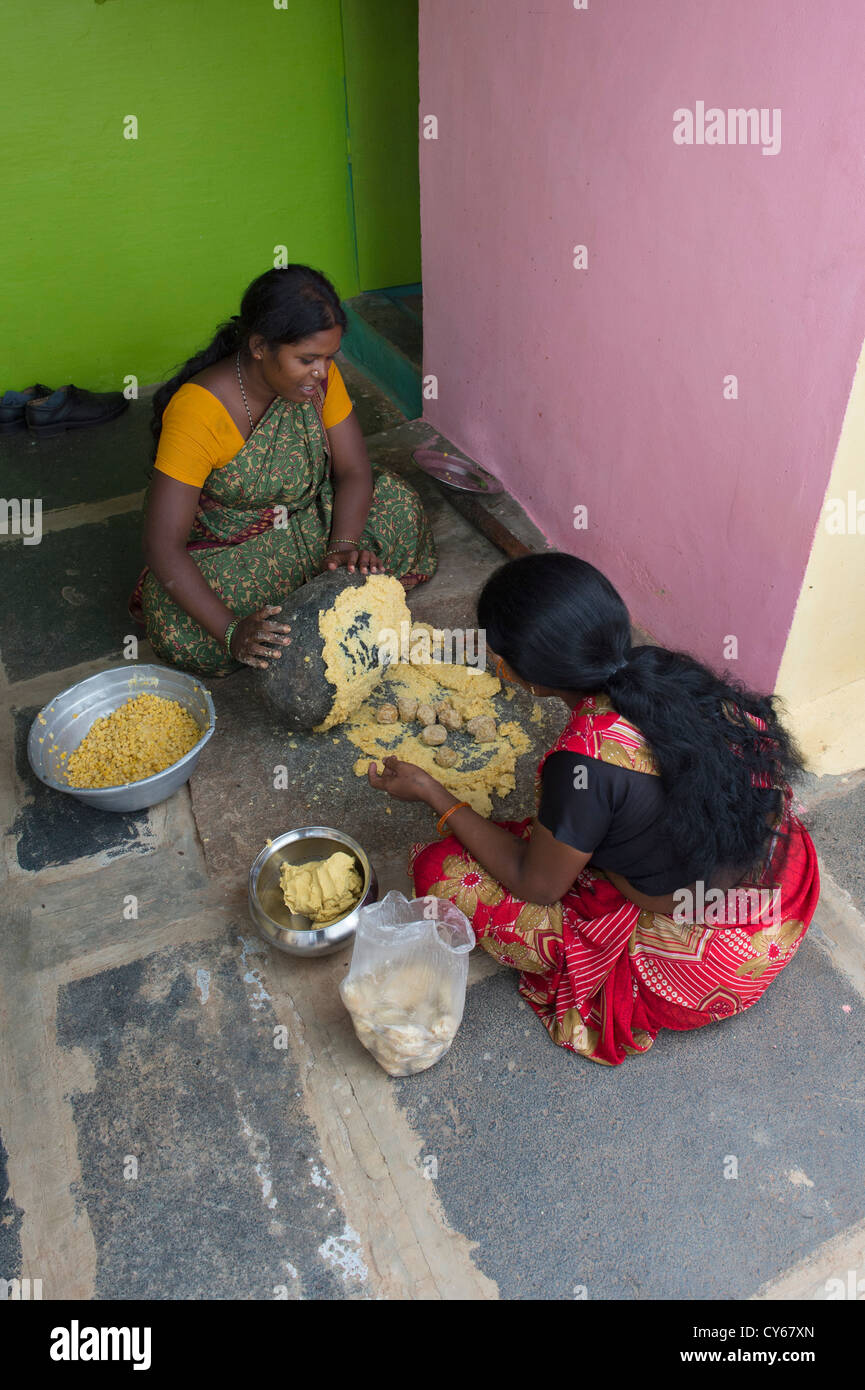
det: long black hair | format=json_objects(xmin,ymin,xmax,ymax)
[
  {"xmin": 149, "ymin": 265, "xmax": 347, "ymax": 458},
  {"xmin": 477, "ymin": 551, "xmax": 806, "ymax": 883}
]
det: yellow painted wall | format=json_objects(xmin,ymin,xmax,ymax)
[{"xmin": 775, "ymin": 339, "xmax": 865, "ymax": 774}]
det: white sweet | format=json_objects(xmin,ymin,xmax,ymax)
[{"xmin": 341, "ymin": 965, "xmax": 461, "ymax": 1076}]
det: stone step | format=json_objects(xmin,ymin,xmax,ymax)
[
  {"xmin": 340, "ymin": 290, "xmax": 423, "ymax": 420},
  {"xmin": 332, "ymin": 352, "xmax": 407, "ymax": 438}
]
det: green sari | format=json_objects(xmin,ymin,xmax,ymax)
[{"xmin": 135, "ymin": 382, "xmax": 436, "ymax": 677}]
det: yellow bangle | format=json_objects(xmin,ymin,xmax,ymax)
[{"xmin": 437, "ymin": 801, "xmax": 470, "ymax": 836}]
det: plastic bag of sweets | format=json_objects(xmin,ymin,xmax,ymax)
[{"xmin": 339, "ymin": 890, "xmax": 475, "ymax": 1076}]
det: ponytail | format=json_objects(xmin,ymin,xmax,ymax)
[
  {"xmin": 600, "ymin": 644, "xmax": 802, "ymax": 879},
  {"xmin": 150, "ymin": 318, "xmax": 241, "ymax": 458},
  {"xmin": 477, "ymin": 552, "xmax": 806, "ymax": 884}
]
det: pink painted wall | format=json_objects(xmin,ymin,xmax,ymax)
[{"xmin": 417, "ymin": 1, "xmax": 865, "ymax": 691}]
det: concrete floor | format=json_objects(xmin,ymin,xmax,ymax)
[{"xmin": 2, "ymin": 360, "xmax": 865, "ymax": 1301}]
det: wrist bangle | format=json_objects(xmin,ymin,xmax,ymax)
[
  {"xmin": 437, "ymin": 802, "xmax": 470, "ymax": 836},
  {"xmin": 329, "ymin": 537, "xmax": 360, "ymax": 548},
  {"xmin": 223, "ymin": 618, "xmax": 240, "ymax": 655}
]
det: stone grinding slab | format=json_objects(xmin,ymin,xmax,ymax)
[{"xmin": 188, "ymin": 663, "xmax": 567, "ymax": 892}]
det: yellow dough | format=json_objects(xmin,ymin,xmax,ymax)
[
  {"xmin": 300, "ymin": 577, "xmax": 533, "ymax": 818},
  {"xmin": 315, "ymin": 576, "xmax": 411, "ymax": 731},
  {"xmin": 342, "ymin": 625, "xmax": 531, "ymax": 817},
  {"xmin": 279, "ymin": 850, "xmax": 362, "ymax": 925}
]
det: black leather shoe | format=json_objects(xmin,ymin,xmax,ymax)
[
  {"xmin": 0, "ymin": 384, "xmax": 54, "ymax": 433},
  {"xmin": 25, "ymin": 384, "xmax": 130, "ymax": 437}
]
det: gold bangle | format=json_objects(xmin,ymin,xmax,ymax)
[
  {"xmin": 223, "ymin": 617, "xmax": 240, "ymax": 655},
  {"xmin": 329, "ymin": 537, "xmax": 360, "ymax": 548},
  {"xmin": 437, "ymin": 801, "xmax": 470, "ymax": 836}
]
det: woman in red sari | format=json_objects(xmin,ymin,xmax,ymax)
[{"xmin": 367, "ymin": 552, "xmax": 820, "ymax": 1066}]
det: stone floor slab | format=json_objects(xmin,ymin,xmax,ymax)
[
  {"xmin": 0, "ymin": 398, "xmax": 153, "ymax": 511},
  {"xmin": 9, "ymin": 706, "xmax": 152, "ymax": 872},
  {"xmin": 54, "ymin": 930, "xmax": 361, "ymax": 1300},
  {"xmin": 799, "ymin": 781, "xmax": 865, "ymax": 919},
  {"xmin": 0, "ymin": 512, "xmax": 143, "ymax": 683},
  {"xmin": 390, "ymin": 936, "xmax": 865, "ymax": 1301}
]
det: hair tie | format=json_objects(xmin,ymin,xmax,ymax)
[{"xmin": 607, "ymin": 660, "xmax": 628, "ymax": 677}]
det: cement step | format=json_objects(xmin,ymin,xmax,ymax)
[
  {"xmin": 332, "ymin": 352, "xmax": 407, "ymax": 438},
  {"xmin": 340, "ymin": 288, "xmax": 423, "ymax": 420}
]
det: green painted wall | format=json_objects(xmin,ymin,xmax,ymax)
[
  {"xmin": 341, "ymin": 0, "xmax": 421, "ymax": 292},
  {"xmin": 1, "ymin": 0, "xmax": 419, "ymax": 394}
]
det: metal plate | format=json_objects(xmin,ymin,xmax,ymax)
[{"xmin": 411, "ymin": 448, "xmax": 503, "ymax": 494}]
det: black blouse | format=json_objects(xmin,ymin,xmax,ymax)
[{"xmin": 538, "ymin": 751, "xmax": 709, "ymax": 895}]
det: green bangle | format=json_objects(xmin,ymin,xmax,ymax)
[{"xmin": 223, "ymin": 618, "xmax": 240, "ymax": 655}]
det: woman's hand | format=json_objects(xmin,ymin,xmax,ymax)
[
  {"xmin": 229, "ymin": 605, "xmax": 292, "ymax": 669},
  {"xmin": 323, "ymin": 544, "xmax": 384, "ymax": 577},
  {"xmin": 367, "ymin": 756, "xmax": 437, "ymax": 803}
]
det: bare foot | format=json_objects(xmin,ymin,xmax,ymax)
[{"xmin": 399, "ymin": 575, "xmax": 422, "ymax": 592}]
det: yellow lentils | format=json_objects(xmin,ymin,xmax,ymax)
[{"xmin": 64, "ymin": 694, "xmax": 201, "ymax": 788}]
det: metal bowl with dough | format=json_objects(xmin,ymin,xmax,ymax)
[
  {"xmin": 248, "ymin": 826, "xmax": 378, "ymax": 957},
  {"xmin": 27, "ymin": 664, "xmax": 215, "ymax": 813}
]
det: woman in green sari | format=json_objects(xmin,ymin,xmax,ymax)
[{"xmin": 131, "ymin": 265, "xmax": 436, "ymax": 675}]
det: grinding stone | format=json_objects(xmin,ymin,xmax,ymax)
[{"xmin": 258, "ymin": 569, "xmax": 380, "ymax": 731}]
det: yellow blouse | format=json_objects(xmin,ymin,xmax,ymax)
[{"xmin": 153, "ymin": 360, "xmax": 353, "ymax": 489}]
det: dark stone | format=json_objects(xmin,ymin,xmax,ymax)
[
  {"xmin": 10, "ymin": 707, "xmax": 150, "ymax": 871},
  {"xmin": 0, "ymin": 1130, "xmax": 24, "ymax": 1284},
  {"xmin": 0, "ymin": 395, "xmax": 153, "ymax": 511},
  {"xmin": 190, "ymin": 651, "xmax": 564, "ymax": 883},
  {"xmin": 55, "ymin": 934, "xmax": 353, "ymax": 1300},
  {"xmin": 258, "ymin": 568, "xmax": 380, "ymax": 731},
  {"xmin": 0, "ymin": 512, "xmax": 144, "ymax": 684},
  {"xmin": 391, "ymin": 937, "xmax": 865, "ymax": 1300}
]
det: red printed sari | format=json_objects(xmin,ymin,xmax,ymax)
[{"xmin": 410, "ymin": 693, "xmax": 820, "ymax": 1066}]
